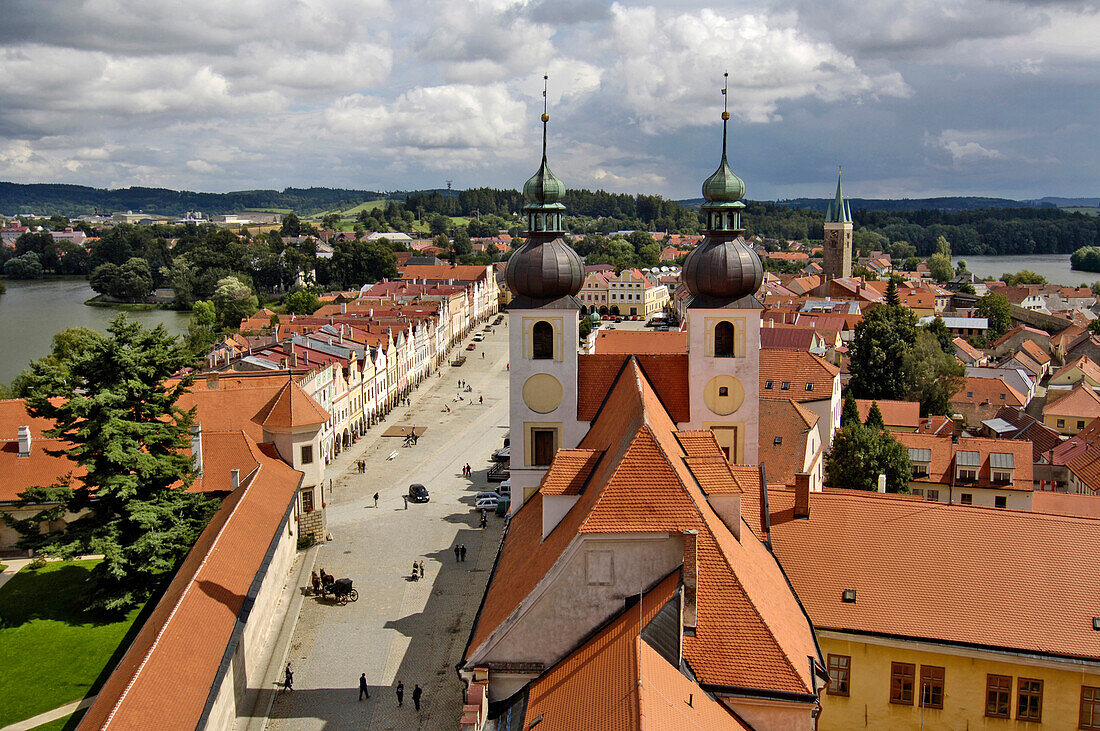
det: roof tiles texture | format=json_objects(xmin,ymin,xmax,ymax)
[{"xmin": 540, "ymin": 449, "xmax": 603, "ymax": 496}]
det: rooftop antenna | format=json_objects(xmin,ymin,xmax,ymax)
[{"xmin": 446, "ymin": 180, "xmax": 453, "ymax": 190}]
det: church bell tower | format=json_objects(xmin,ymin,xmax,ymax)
[
  {"xmin": 822, "ymin": 168, "xmax": 853, "ymax": 280},
  {"xmin": 680, "ymin": 73, "xmax": 764, "ymax": 464},
  {"xmin": 504, "ymin": 76, "xmax": 585, "ymax": 509}
]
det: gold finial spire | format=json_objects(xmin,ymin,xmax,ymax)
[
  {"xmin": 721, "ymin": 71, "xmax": 730, "ymax": 158},
  {"xmin": 541, "ymin": 74, "xmax": 549, "ymax": 160}
]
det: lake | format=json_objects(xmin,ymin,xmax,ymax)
[
  {"xmin": 951, "ymin": 254, "xmax": 1092, "ymax": 287},
  {"xmin": 0, "ymin": 279, "xmax": 190, "ymax": 384}
]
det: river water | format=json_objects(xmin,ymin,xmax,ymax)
[
  {"xmin": 0, "ymin": 279, "xmax": 190, "ymax": 384},
  {"xmin": 951, "ymin": 254, "xmax": 1091, "ymax": 287}
]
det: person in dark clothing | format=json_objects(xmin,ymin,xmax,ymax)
[
  {"xmin": 413, "ymin": 684, "xmax": 423, "ymax": 711},
  {"xmin": 396, "ymin": 681, "xmax": 404, "ymax": 706},
  {"xmin": 311, "ymin": 571, "xmax": 320, "ymax": 594},
  {"xmin": 359, "ymin": 673, "xmax": 369, "ymax": 700},
  {"xmin": 373, "ymin": 492, "xmax": 379, "ymax": 508},
  {"xmin": 284, "ymin": 664, "xmax": 293, "ymax": 692},
  {"xmin": 454, "ymin": 545, "xmax": 461, "ymax": 562},
  {"xmin": 418, "ymin": 560, "xmax": 425, "ymax": 579},
  {"xmin": 460, "ymin": 544, "xmax": 467, "ymax": 562}
]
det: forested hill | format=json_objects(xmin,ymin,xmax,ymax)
[
  {"xmin": 775, "ymin": 196, "xmax": 1035, "ymax": 213},
  {"xmin": 0, "ymin": 182, "xmax": 394, "ymax": 217}
]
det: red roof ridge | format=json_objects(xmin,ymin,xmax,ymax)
[{"xmin": 250, "ymin": 381, "xmax": 329, "ymax": 429}]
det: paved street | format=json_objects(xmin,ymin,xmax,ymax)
[{"xmin": 267, "ymin": 323, "xmax": 510, "ymax": 730}]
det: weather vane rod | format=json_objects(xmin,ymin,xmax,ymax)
[
  {"xmin": 541, "ymin": 74, "xmax": 549, "ymax": 161},
  {"xmin": 721, "ymin": 71, "xmax": 730, "ymax": 159}
]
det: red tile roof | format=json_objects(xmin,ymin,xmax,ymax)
[
  {"xmin": 1044, "ymin": 382, "xmax": 1100, "ymax": 421},
  {"xmin": 895, "ymin": 433, "xmax": 1033, "ymax": 492},
  {"xmin": 577, "ymin": 354, "xmax": 689, "ymax": 423},
  {"xmin": 753, "ymin": 488, "xmax": 1100, "ymax": 661},
  {"xmin": 855, "ymin": 399, "xmax": 920, "ymax": 429},
  {"xmin": 251, "ymin": 380, "xmax": 330, "ymax": 429},
  {"xmin": 540, "ymin": 449, "xmax": 602, "ymax": 496},
  {"xmin": 80, "ymin": 446, "xmax": 303, "ymax": 730},
  {"xmin": 759, "ymin": 399, "xmax": 819, "ymax": 487},
  {"xmin": 760, "ymin": 350, "xmax": 839, "ymax": 401},
  {"xmin": 593, "ymin": 330, "xmax": 687, "ymax": 355}
]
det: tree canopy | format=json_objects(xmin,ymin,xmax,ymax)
[
  {"xmin": 825, "ymin": 422, "xmax": 911, "ymax": 493},
  {"xmin": 4, "ymin": 316, "xmax": 217, "ymax": 613},
  {"xmin": 976, "ymin": 291, "xmax": 1012, "ymax": 341}
]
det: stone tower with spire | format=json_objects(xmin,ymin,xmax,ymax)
[
  {"xmin": 504, "ymin": 75, "xmax": 586, "ymax": 508},
  {"xmin": 680, "ymin": 73, "xmax": 765, "ymax": 464},
  {"xmin": 822, "ymin": 168, "xmax": 853, "ymax": 280}
]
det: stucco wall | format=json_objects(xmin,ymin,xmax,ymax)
[
  {"xmin": 477, "ymin": 533, "xmax": 683, "ymax": 700},
  {"xmin": 818, "ymin": 633, "xmax": 1100, "ymax": 730}
]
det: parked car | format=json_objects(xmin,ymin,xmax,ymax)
[
  {"xmin": 473, "ymin": 333, "xmax": 484, "ymax": 342},
  {"xmin": 476, "ymin": 491, "xmax": 503, "ymax": 502},
  {"xmin": 498, "ymin": 480, "xmax": 511, "ymax": 496},
  {"xmin": 491, "ymin": 446, "xmax": 510, "ymax": 462},
  {"xmin": 475, "ymin": 497, "xmax": 499, "ymax": 510},
  {"xmin": 466, "ymin": 343, "xmax": 476, "ymax": 351},
  {"xmin": 407, "ymin": 483, "xmax": 430, "ymax": 503}
]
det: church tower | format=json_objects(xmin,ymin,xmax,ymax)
[
  {"xmin": 822, "ymin": 168, "xmax": 853, "ymax": 280},
  {"xmin": 505, "ymin": 76, "xmax": 585, "ymax": 508},
  {"xmin": 680, "ymin": 74, "xmax": 764, "ymax": 464}
]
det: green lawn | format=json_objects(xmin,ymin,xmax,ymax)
[
  {"xmin": 339, "ymin": 200, "xmax": 387, "ymax": 217},
  {"xmin": 0, "ymin": 560, "xmax": 142, "ymax": 727}
]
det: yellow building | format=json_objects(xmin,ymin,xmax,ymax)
[
  {"xmin": 1043, "ymin": 383, "xmax": 1100, "ymax": 435},
  {"xmin": 744, "ymin": 487, "xmax": 1100, "ymax": 731}
]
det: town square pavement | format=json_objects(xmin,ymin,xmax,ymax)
[{"xmin": 267, "ymin": 324, "xmax": 510, "ymax": 730}]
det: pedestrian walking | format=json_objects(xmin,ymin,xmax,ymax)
[
  {"xmin": 413, "ymin": 684, "xmax": 423, "ymax": 711},
  {"xmin": 403, "ymin": 495, "xmax": 408, "ymax": 509},
  {"xmin": 359, "ymin": 673, "xmax": 370, "ymax": 700},
  {"xmin": 311, "ymin": 570, "xmax": 320, "ymax": 594},
  {"xmin": 373, "ymin": 492, "xmax": 379, "ymax": 508},
  {"xmin": 284, "ymin": 664, "xmax": 293, "ymax": 693},
  {"xmin": 479, "ymin": 395, "xmax": 483, "ymax": 404},
  {"xmin": 454, "ymin": 545, "xmax": 461, "ymax": 562},
  {"xmin": 396, "ymin": 681, "xmax": 404, "ymax": 706},
  {"xmin": 460, "ymin": 544, "xmax": 467, "ymax": 562}
]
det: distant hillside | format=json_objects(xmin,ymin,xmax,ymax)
[
  {"xmin": 774, "ymin": 196, "xmax": 1039, "ymax": 213},
  {"xmin": 0, "ymin": 182, "xmax": 399, "ymax": 217}
]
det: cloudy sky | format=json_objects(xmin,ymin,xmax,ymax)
[{"xmin": 1, "ymin": 0, "xmax": 1097, "ymax": 200}]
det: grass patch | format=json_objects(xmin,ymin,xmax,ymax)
[
  {"xmin": 339, "ymin": 200, "xmax": 387, "ymax": 217},
  {"xmin": 0, "ymin": 560, "xmax": 142, "ymax": 727}
]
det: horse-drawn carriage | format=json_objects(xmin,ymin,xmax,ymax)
[{"xmin": 319, "ymin": 577, "xmax": 359, "ymax": 605}]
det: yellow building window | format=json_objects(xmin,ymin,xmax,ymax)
[
  {"xmin": 986, "ymin": 674, "xmax": 1011, "ymax": 718},
  {"xmin": 1083, "ymin": 686, "xmax": 1100, "ymax": 730},
  {"xmin": 890, "ymin": 662, "xmax": 914, "ymax": 705},
  {"xmin": 1017, "ymin": 678, "xmax": 1042, "ymax": 722},
  {"xmin": 920, "ymin": 665, "xmax": 944, "ymax": 709},
  {"xmin": 827, "ymin": 655, "xmax": 849, "ymax": 696}
]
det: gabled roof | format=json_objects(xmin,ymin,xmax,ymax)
[
  {"xmin": 1018, "ymin": 338, "xmax": 1050, "ymax": 365},
  {"xmin": 760, "ymin": 350, "xmax": 839, "ymax": 401},
  {"xmin": 953, "ymin": 377, "xmax": 1026, "ymax": 408},
  {"xmin": 250, "ymin": 380, "xmax": 329, "ymax": 429},
  {"xmin": 1044, "ymin": 383, "xmax": 1100, "ymax": 420},
  {"xmin": 855, "ymin": 399, "xmax": 920, "ymax": 429},
  {"xmin": 593, "ymin": 330, "xmax": 687, "ymax": 355},
  {"xmin": 759, "ymin": 399, "xmax": 819, "ymax": 487},
  {"xmin": 577, "ymin": 355, "xmax": 689, "ymax": 423},
  {"xmin": 896, "ymin": 433, "xmax": 1033, "ymax": 491},
  {"xmin": 749, "ymin": 488, "xmax": 1100, "ymax": 662},
  {"xmin": 1051, "ymin": 355, "xmax": 1100, "ymax": 385},
  {"xmin": 540, "ymin": 449, "xmax": 603, "ymax": 496},
  {"xmin": 953, "ymin": 337, "xmax": 985, "ymax": 363},
  {"xmin": 466, "ymin": 359, "xmax": 819, "ymax": 697},
  {"xmin": 992, "ymin": 405, "xmax": 1063, "ymax": 460}
]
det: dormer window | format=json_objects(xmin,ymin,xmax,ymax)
[
  {"xmin": 806, "ymin": 382, "xmax": 814, "ymax": 392},
  {"xmin": 990, "ymin": 452, "xmax": 1015, "ymax": 484},
  {"xmin": 908, "ymin": 448, "xmax": 931, "ymax": 478},
  {"xmin": 781, "ymin": 381, "xmax": 791, "ymax": 391},
  {"xmin": 956, "ymin": 450, "xmax": 979, "ymax": 482},
  {"xmin": 765, "ymin": 380, "xmax": 774, "ymax": 390}
]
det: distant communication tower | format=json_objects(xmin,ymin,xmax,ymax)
[{"xmin": 446, "ymin": 180, "xmax": 453, "ymax": 190}]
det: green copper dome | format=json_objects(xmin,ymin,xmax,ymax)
[
  {"xmin": 702, "ymin": 153, "xmax": 745, "ymax": 203},
  {"xmin": 523, "ymin": 155, "xmax": 566, "ymax": 205}
]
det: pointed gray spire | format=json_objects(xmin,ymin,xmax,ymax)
[{"xmin": 825, "ymin": 167, "xmax": 852, "ymax": 224}]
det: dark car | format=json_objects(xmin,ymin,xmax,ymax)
[{"xmin": 408, "ymin": 483, "xmax": 430, "ymax": 503}]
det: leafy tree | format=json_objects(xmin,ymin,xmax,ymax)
[
  {"xmin": 864, "ymin": 402, "xmax": 886, "ymax": 430},
  {"xmin": 825, "ymin": 423, "xmax": 911, "ymax": 493},
  {"xmin": 926, "ymin": 252, "xmax": 953, "ymax": 283},
  {"xmin": 283, "ymin": 289, "xmax": 321, "ymax": 315},
  {"xmin": 848, "ymin": 302, "xmax": 918, "ymax": 401},
  {"xmin": 321, "ymin": 213, "xmax": 341, "ymax": 230},
  {"xmin": 212, "ymin": 276, "xmax": 258, "ymax": 329},
  {"xmin": 934, "ymin": 235, "xmax": 951, "ymax": 258},
  {"xmin": 428, "ymin": 214, "xmax": 450, "ymax": 236},
  {"xmin": 328, "ymin": 240, "xmax": 398, "ymax": 289},
  {"xmin": 958, "ymin": 282, "xmax": 976, "ymax": 295},
  {"xmin": 903, "ymin": 330, "xmax": 966, "ymax": 415},
  {"xmin": 4, "ymin": 316, "xmax": 218, "ymax": 613},
  {"xmin": 4, "ymin": 252, "xmax": 45, "ymax": 279},
  {"xmin": 1001, "ymin": 269, "xmax": 1046, "ymax": 286},
  {"xmin": 885, "ymin": 277, "xmax": 900, "ymax": 306},
  {"xmin": 841, "ymin": 391, "xmax": 861, "ymax": 428},
  {"xmin": 280, "ymin": 213, "xmax": 301, "ymax": 237},
  {"xmin": 976, "ymin": 291, "xmax": 1012, "ymax": 340},
  {"xmin": 1090, "ymin": 319, "xmax": 1100, "ymax": 335},
  {"xmin": 903, "ymin": 256, "xmax": 921, "ymax": 271},
  {"xmin": 116, "ymin": 257, "xmax": 154, "ymax": 301},
  {"xmin": 451, "ymin": 226, "xmax": 472, "ymax": 257},
  {"xmin": 186, "ymin": 300, "xmax": 217, "ymax": 355},
  {"xmin": 923, "ymin": 315, "xmax": 955, "ymax": 355},
  {"xmin": 579, "ymin": 318, "xmax": 593, "ymax": 340},
  {"xmin": 955, "ymin": 259, "xmax": 968, "ymax": 274},
  {"xmin": 90, "ymin": 262, "xmax": 122, "ymax": 296}
]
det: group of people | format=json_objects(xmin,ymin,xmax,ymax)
[
  {"xmin": 453, "ymin": 544, "xmax": 468, "ymax": 562},
  {"xmin": 394, "ymin": 680, "xmax": 424, "ymax": 711},
  {"xmin": 461, "ymin": 463, "xmax": 473, "ymax": 478},
  {"xmin": 410, "ymin": 560, "xmax": 425, "ymax": 580}
]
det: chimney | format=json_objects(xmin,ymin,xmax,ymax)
[
  {"xmin": 794, "ymin": 473, "xmax": 811, "ymax": 518},
  {"xmin": 231, "ymin": 468, "xmax": 240, "ymax": 491},
  {"xmin": 205, "ymin": 373, "xmax": 220, "ymax": 390},
  {"xmin": 304, "ymin": 350, "xmax": 310, "ymax": 365},
  {"xmin": 291, "ymin": 350, "xmax": 298, "ymax": 367},
  {"xmin": 190, "ymin": 425, "xmax": 202, "ymax": 475},
  {"xmin": 17, "ymin": 425, "xmax": 31, "ymax": 457},
  {"xmin": 682, "ymin": 529, "xmax": 698, "ymax": 635},
  {"xmin": 878, "ymin": 473, "xmax": 887, "ymax": 493}
]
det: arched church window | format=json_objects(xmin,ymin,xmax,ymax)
[
  {"xmin": 533, "ymin": 321, "xmax": 554, "ymax": 360},
  {"xmin": 714, "ymin": 321, "xmax": 735, "ymax": 358}
]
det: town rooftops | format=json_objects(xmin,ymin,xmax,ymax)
[
  {"xmin": 744, "ymin": 487, "xmax": 1100, "ymax": 662},
  {"xmin": 593, "ymin": 330, "xmax": 687, "ymax": 355},
  {"xmin": 896, "ymin": 433, "xmax": 1033, "ymax": 491},
  {"xmin": 251, "ymin": 380, "xmax": 330, "ymax": 430},
  {"xmin": 760, "ymin": 350, "xmax": 840, "ymax": 401},
  {"xmin": 1044, "ymin": 382, "xmax": 1100, "ymax": 420},
  {"xmin": 854, "ymin": 399, "xmax": 920, "ymax": 430}
]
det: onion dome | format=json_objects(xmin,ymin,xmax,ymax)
[
  {"xmin": 682, "ymin": 73, "xmax": 763, "ymax": 305},
  {"xmin": 505, "ymin": 75, "xmax": 584, "ymax": 302}
]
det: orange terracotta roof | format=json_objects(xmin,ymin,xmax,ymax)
[
  {"xmin": 1051, "ymin": 355, "xmax": 1100, "ymax": 384},
  {"xmin": 683, "ymin": 455, "xmax": 743, "ymax": 495},
  {"xmin": 756, "ymin": 488, "xmax": 1100, "ymax": 661},
  {"xmin": 467, "ymin": 359, "xmax": 819, "ymax": 697},
  {"xmin": 398, "ymin": 264, "xmax": 488, "ymax": 282},
  {"xmin": 759, "ymin": 399, "xmax": 819, "ymax": 487},
  {"xmin": 522, "ymin": 572, "xmax": 750, "ymax": 731},
  {"xmin": 593, "ymin": 330, "xmax": 687, "ymax": 355},
  {"xmin": 1019, "ymin": 338, "xmax": 1050, "ymax": 365},
  {"xmin": 540, "ymin": 449, "xmax": 603, "ymax": 496},
  {"xmin": 250, "ymin": 381, "xmax": 330, "ymax": 429},
  {"xmin": 1044, "ymin": 383, "xmax": 1100, "ymax": 420},
  {"xmin": 577, "ymin": 354, "xmax": 689, "ymax": 423},
  {"xmin": 0, "ymin": 398, "xmax": 60, "ymax": 437},
  {"xmin": 674, "ymin": 430, "xmax": 721, "ymax": 457},
  {"xmin": 80, "ymin": 446, "xmax": 303, "ymax": 730},
  {"xmin": 0, "ymin": 437, "xmax": 80, "ymax": 502},
  {"xmin": 760, "ymin": 350, "xmax": 839, "ymax": 401},
  {"xmin": 855, "ymin": 399, "xmax": 920, "ymax": 429},
  {"xmin": 191, "ymin": 431, "xmax": 261, "ymax": 493},
  {"xmin": 1031, "ymin": 490, "xmax": 1100, "ymax": 518},
  {"xmin": 896, "ymin": 433, "xmax": 1033, "ymax": 491},
  {"xmin": 1067, "ymin": 447, "xmax": 1100, "ymax": 493},
  {"xmin": 953, "ymin": 377, "xmax": 1026, "ymax": 408}
]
